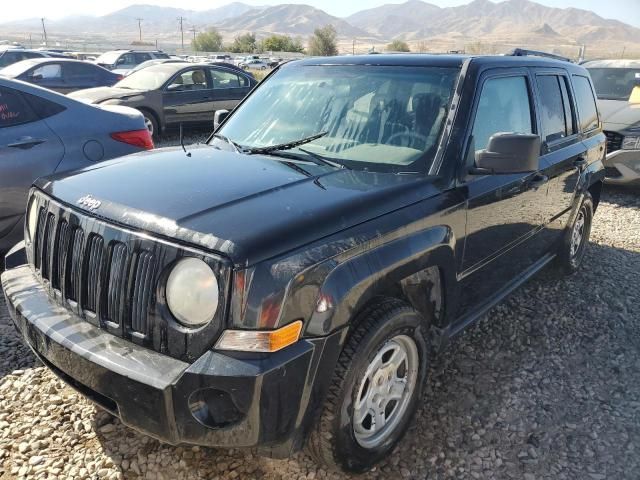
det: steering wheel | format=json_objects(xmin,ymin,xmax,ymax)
[{"xmin": 386, "ymin": 131, "xmax": 430, "ymax": 149}]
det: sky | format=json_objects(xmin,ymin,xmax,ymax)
[{"xmin": 2, "ymin": 0, "xmax": 639, "ymax": 27}]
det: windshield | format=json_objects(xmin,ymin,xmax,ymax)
[
  {"xmin": 214, "ymin": 65, "xmax": 459, "ymax": 172},
  {"xmin": 115, "ymin": 66, "xmax": 175, "ymax": 90},
  {"xmin": 95, "ymin": 52, "xmax": 122, "ymax": 65},
  {"xmin": 587, "ymin": 68, "xmax": 640, "ymax": 100}
]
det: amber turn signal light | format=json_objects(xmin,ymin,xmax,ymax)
[{"xmin": 214, "ymin": 320, "xmax": 303, "ymax": 353}]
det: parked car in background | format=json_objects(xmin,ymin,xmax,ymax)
[
  {"xmin": 94, "ymin": 50, "xmax": 170, "ymax": 76},
  {"xmin": 240, "ymin": 59, "xmax": 269, "ymax": 71},
  {"xmin": 0, "ymin": 49, "xmax": 50, "ymax": 69},
  {"xmin": 2, "ymin": 53, "xmax": 605, "ymax": 474},
  {"xmin": 125, "ymin": 59, "xmax": 185, "ymax": 76},
  {"xmin": 69, "ymin": 62, "xmax": 257, "ymax": 138},
  {"xmin": 584, "ymin": 59, "xmax": 640, "ymax": 185},
  {"xmin": 0, "ymin": 77, "xmax": 151, "ymax": 254},
  {"xmin": 1, "ymin": 58, "xmax": 122, "ymax": 94}
]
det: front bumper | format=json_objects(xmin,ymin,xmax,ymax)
[
  {"xmin": 1, "ymin": 263, "xmax": 342, "ymax": 454},
  {"xmin": 603, "ymin": 149, "xmax": 640, "ymax": 185}
]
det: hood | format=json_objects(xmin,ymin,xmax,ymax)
[
  {"xmin": 68, "ymin": 86, "xmax": 147, "ymax": 104},
  {"xmin": 35, "ymin": 146, "xmax": 439, "ymax": 266},
  {"xmin": 597, "ymin": 99, "xmax": 640, "ymax": 128}
]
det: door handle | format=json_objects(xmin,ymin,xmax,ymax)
[
  {"xmin": 8, "ymin": 138, "xmax": 46, "ymax": 150},
  {"xmin": 574, "ymin": 157, "xmax": 587, "ymax": 168},
  {"xmin": 529, "ymin": 174, "xmax": 549, "ymax": 190}
]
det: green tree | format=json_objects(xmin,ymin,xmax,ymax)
[
  {"xmin": 192, "ymin": 28, "xmax": 224, "ymax": 52},
  {"xmin": 307, "ymin": 25, "xmax": 338, "ymax": 56},
  {"xmin": 228, "ymin": 33, "xmax": 257, "ymax": 53},
  {"xmin": 263, "ymin": 34, "xmax": 304, "ymax": 53},
  {"xmin": 387, "ymin": 39, "xmax": 410, "ymax": 52}
]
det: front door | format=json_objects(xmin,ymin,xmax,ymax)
[
  {"xmin": 455, "ymin": 70, "xmax": 550, "ymax": 318},
  {"xmin": 162, "ymin": 67, "xmax": 214, "ymax": 127},
  {"xmin": 207, "ymin": 67, "xmax": 253, "ymax": 115},
  {"xmin": 0, "ymin": 85, "xmax": 64, "ymax": 244}
]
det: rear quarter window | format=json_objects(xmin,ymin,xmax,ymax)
[
  {"xmin": 0, "ymin": 86, "xmax": 39, "ymax": 127},
  {"xmin": 572, "ymin": 75, "xmax": 599, "ymax": 132}
]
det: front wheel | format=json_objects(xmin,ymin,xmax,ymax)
[
  {"xmin": 306, "ymin": 299, "xmax": 429, "ymax": 473},
  {"xmin": 556, "ymin": 191, "xmax": 593, "ymax": 274},
  {"xmin": 139, "ymin": 110, "xmax": 159, "ymax": 139}
]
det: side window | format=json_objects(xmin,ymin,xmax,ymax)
[
  {"xmin": 64, "ymin": 62, "xmax": 96, "ymax": 78},
  {"xmin": 116, "ymin": 53, "xmax": 135, "ymax": 66},
  {"xmin": 558, "ymin": 77, "xmax": 576, "ymax": 136},
  {"xmin": 210, "ymin": 69, "xmax": 246, "ymax": 88},
  {"xmin": 166, "ymin": 69, "xmax": 208, "ymax": 91},
  {"xmin": 135, "ymin": 53, "xmax": 152, "ymax": 63},
  {"xmin": 471, "ymin": 75, "xmax": 533, "ymax": 153},
  {"xmin": 22, "ymin": 91, "xmax": 66, "ymax": 119},
  {"xmin": 0, "ymin": 87, "xmax": 39, "ymax": 127},
  {"xmin": 536, "ymin": 75, "xmax": 570, "ymax": 143},
  {"xmin": 572, "ymin": 75, "xmax": 599, "ymax": 132},
  {"xmin": 31, "ymin": 63, "xmax": 63, "ymax": 80}
]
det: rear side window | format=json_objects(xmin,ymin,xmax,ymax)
[
  {"xmin": 572, "ymin": 75, "xmax": 599, "ymax": 132},
  {"xmin": 64, "ymin": 62, "xmax": 97, "ymax": 78},
  {"xmin": 135, "ymin": 53, "xmax": 152, "ymax": 63},
  {"xmin": 22, "ymin": 91, "xmax": 66, "ymax": 119},
  {"xmin": 536, "ymin": 75, "xmax": 576, "ymax": 143},
  {"xmin": 0, "ymin": 86, "xmax": 38, "ymax": 127},
  {"xmin": 471, "ymin": 75, "xmax": 533, "ymax": 152},
  {"xmin": 210, "ymin": 69, "xmax": 248, "ymax": 88}
]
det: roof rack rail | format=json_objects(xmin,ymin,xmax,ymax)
[{"xmin": 508, "ymin": 48, "xmax": 571, "ymax": 63}]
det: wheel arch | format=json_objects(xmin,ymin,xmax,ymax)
[{"xmin": 305, "ymin": 226, "xmax": 457, "ymax": 338}]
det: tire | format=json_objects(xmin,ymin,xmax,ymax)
[
  {"xmin": 556, "ymin": 191, "xmax": 593, "ymax": 274},
  {"xmin": 306, "ymin": 298, "xmax": 429, "ymax": 473},
  {"xmin": 138, "ymin": 109, "xmax": 159, "ymax": 139}
]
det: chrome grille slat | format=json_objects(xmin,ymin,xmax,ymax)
[
  {"xmin": 41, "ymin": 213, "xmax": 55, "ymax": 281},
  {"xmin": 84, "ymin": 235, "xmax": 104, "ymax": 313},
  {"xmin": 67, "ymin": 228, "xmax": 84, "ymax": 302},
  {"xmin": 130, "ymin": 252, "xmax": 155, "ymax": 334},
  {"xmin": 34, "ymin": 208, "xmax": 46, "ymax": 271},
  {"xmin": 106, "ymin": 242, "xmax": 128, "ymax": 326},
  {"xmin": 52, "ymin": 220, "xmax": 70, "ymax": 291}
]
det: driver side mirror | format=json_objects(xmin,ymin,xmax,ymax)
[
  {"xmin": 472, "ymin": 133, "xmax": 540, "ymax": 174},
  {"xmin": 213, "ymin": 109, "xmax": 230, "ymax": 131}
]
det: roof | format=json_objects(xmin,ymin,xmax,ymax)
[
  {"xmin": 582, "ymin": 59, "xmax": 640, "ymax": 69},
  {"xmin": 286, "ymin": 54, "xmax": 583, "ymax": 70}
]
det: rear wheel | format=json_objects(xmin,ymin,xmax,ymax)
[
  {"xmin": 556, "ymin": 192, "xmax": 593, "ymax": 274},
  {"xmin": 306, "ymin": 299, "xmax": 429, "ymax": 473}
]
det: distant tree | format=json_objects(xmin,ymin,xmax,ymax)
[
  {"xmin": 387, "ymin": 39, "xmax": 411, "ymax": 52},
  {"xmin": 228, "ymin": 33, "xmax": 257, "ymax": 53},
  {"xmin": 263, "ymin": 34, "xmax": 304, "ymax": 53},
  {"xmin": 308, "ymin": 25, "xmax": 338, "ymax": 56},
  {"xmin": 192, "ymin": 28, "xmax": 224, "ymax": 52}
]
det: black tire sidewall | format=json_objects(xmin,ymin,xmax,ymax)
[
  {"xmin": 564, "ymin": 193, "xmax": 594, "ymax": 272},
  {"xmin": 333, "ymin": 309, "xmax": 428, "ymax": 472}
]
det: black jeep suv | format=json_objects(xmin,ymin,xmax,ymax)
[{"xmin": 2, "ymin": 53, "xmax": 605, "ymax": 473}]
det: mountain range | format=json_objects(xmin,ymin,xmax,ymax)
[{"xmin": 2, "ymin": 0, "xmax": 639, "ymax": 56}]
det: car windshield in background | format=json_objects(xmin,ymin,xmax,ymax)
[
  {"xmin": 94, "ymin": 52, "xmax": 122, "ymax": 65},
  {"xmin": 115, "ymin": 66, "xmax": 176, "ymax": 90},
  {"xmin": 587, "ymin": 68, "xmax": 640, "ymax": 100},
  {"xmin": 0, "ymin": 61, "xmax": 33, "ymax": 77},
  {"xmin": 214, "ymin": 65, "xmax": 460, "ymax": 173}
]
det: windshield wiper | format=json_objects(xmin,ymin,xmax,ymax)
[
  {"xmin": 297, "ymin": 147, "xmax": 349, "ymax": 170},
  {"xmin": 245, "ymin": 131, "xmax": 328, "ymax": 155},
  {"xmin": 211, "ymin": 133, "xmax": 244, "ymax": 153}
]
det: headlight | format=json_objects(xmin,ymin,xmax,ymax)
[
  {"xmin": 26, "ymin": 198, "xmax": 39, "ymax": 243},
  {"xmin": 166, "ymin": 258, "xmax": 219, "ymax": 327},
  {"xmin": 622, "ymin": 136, "xmax": 640, "ymax": 150}
]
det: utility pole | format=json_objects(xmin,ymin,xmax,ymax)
[
  {"xmin": 177, "ymin": 16, "xmax": 186, "ymax": 51},
  {"xmin": 29, "ymin": 33, "xmax": 33, "ymax": 49},
  {"xmin": 41, "ymin": 18, "xmax": 48, "ymax": 47},
  {"xmin": 621, "ymin": 46, "xmax": 626, "ymax": 59},
  {"xmin": 352, "ymin": 38, "xmax": 355, "ymax": 55},
  {"xmin": 190, "ymin": 27, "xmax": 197, "ymax": 47},
  {"xmin": 136, "ymin": 18, "xmax": 143, "ymax": 42}
]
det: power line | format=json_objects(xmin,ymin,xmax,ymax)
[{"xmin": 136, "ymin": 18, "xmax": 143, "ymax": 42}]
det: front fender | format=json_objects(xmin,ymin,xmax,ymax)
[{"xmin": 305, "ymin": 225, "xmax": 457, "ymax": 337}]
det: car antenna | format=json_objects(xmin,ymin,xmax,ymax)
[{"xmin": 179, "ymin": 123, "xmax": 191, "ymax": 157}]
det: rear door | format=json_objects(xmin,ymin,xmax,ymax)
[
  {"xmin": 0, "ymin": 85, "xmax": 64, "ymax": 242},
  {"xmin": 532, "ymin": 69, "xmax": 586, "ymax": 241},
  {"xmin": 63, "ymin": 62, "xmax": 101, "ymax": 92},
  {"xmin": 207, "ymin": 67, "xmax": 253, "ymax": 113}
]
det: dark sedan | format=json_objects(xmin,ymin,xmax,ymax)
[
  {"xmin": 69, "ymin": 62, "xmax": 257, "ymax": 137},
  {"xmin": 1, "ymin": 58, "xmax": 122, "ymax": 94}
]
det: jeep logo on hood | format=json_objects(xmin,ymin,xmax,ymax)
[{"xmin": 77, "ymin": 195, "xmax": 102, "ymax": 211}]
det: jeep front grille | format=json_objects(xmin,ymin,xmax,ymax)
[{"xmin": 26, "ymin": 191, "xmax": 230, "ymax": 362}]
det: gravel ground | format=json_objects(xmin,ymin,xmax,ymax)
[{"xmin": 1, "ymin": 185, "xmax": 639, "ymax": 480}]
